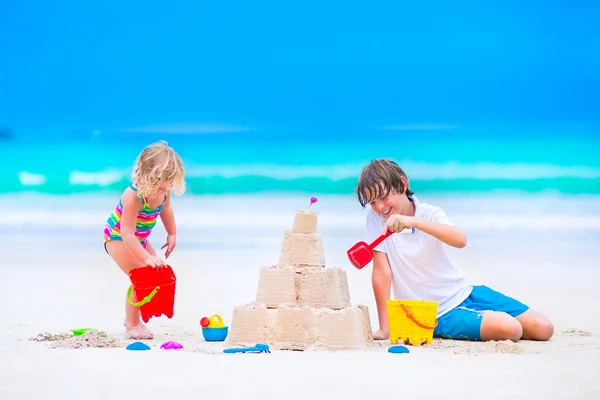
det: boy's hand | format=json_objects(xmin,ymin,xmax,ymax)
[
  {"xmin": 373, "ymin": 329, "xmax": 390, "ymax": 340},
  {"xmin": 161, "ymin": 234, "xmax": 177, "ymax": 258},
  {"xmin": 384, "ymin": 214, "xmax": 420, "ymax": 233}
]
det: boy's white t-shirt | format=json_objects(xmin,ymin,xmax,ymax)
[{"xmin": 365, "ymin": 195, "xmax": 473, "ymax": 317}]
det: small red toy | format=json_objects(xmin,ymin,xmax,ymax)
[
  {"xmin": 347, "ymin": 230, "xmax": 393, "ymax": 269},
  {"xmin": 127, "ymin": 265, "xmax": 177, "ymax": 323}
]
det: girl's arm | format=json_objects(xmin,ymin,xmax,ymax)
[
  {"xmin": 159, "ymin": 192, "xmax": 176, "ymax": 235},
  {"xmin": 120, "ymin": 190, "xmax": 151, "ymax": 263}
]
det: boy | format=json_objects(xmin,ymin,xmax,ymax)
[{"xmin": 355, "ymin": 158, "xmax": 554, "ymax": 342}]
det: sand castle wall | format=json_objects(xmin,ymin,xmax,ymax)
[
  {"xmin": 255, "ymin": 265, "xmax": 297, "ymax": 307},
  {"xmin": 292, "ymin": 209, "xmax": 318, "ymax": 234},
  {"xmin": 296, "ymin": 267, "xmax": 350, "ymax": 309},
  {"xmin": 228, "ymin": 304, "xmax": 374, "ymax": 351},
  {"xmin": 227, "ymin": 303, "xmax": 278, "ymax": 345},
  {"xmin": 315, "ymin": 305, "xmax": 373, "ymax": 350},
  {"xmin": 272, "ymin": 306, "xmax": 318, "ymax": 350},
  {"xmin": 278, "ymin": 231, "xmax": 325, "ymax": 268},
  {"xmin": 255, "ymin": 265, "xmax": 351, "ymax": 309}
]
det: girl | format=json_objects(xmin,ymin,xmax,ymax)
[{"xmin": 103, "ymin": 141, "xmax": 186, "ymax": 340}]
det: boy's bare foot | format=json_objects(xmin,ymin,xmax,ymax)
[
  {"xmin": 373, "ymin": 329, "xmax": 390, "ymax": 340},
  {"xmin": 125, "ymin": 324, "xmax": 154, "ymax": 340}
]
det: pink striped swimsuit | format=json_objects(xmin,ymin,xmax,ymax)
[{"xmin": 103, "ymin": 183, "xmax": 167, "ymax": 249}]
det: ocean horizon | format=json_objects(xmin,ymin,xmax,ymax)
[
  {"xmin": 1, "ymin": 129, "xmax": 599, "ymax": 196},
  {"xmin": 2, "ymin": 129, "xmax": 599, "ymax": 254}
]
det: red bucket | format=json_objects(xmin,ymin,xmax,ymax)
[{"xmin": 127, "ymin": 265, "xmax": 177, "ymax": 323}]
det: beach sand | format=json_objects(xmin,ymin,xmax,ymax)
[{"xmin": 1, "ymin": 194, "xmax": 600, "ymax": 399}]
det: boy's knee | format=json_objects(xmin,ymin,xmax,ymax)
[
  {"xmin": 481, "ymin": 312, "xmax": 523, "ymax": 342},
  {"xmin": 516, "ymin": 310, "xmax": 555, "ymax": 341},
  {"xmin": 501, "ymin": 319, "xmax": 524, "ymax": 342},
  {"xmin": 531, "ymin": 319, "xmax": 554, "ymax": 341}
]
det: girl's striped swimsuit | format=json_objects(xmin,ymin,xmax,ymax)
[{"xmin": 104, "ymin": 184, "xmax": 167, "ymax": 248}]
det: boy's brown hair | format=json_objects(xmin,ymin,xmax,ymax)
[{"xmin": 355, "ymin": 158, "xmax": 414, "ymax": 207}]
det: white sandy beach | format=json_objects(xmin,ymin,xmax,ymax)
[{"xmin": 1, "ymin": 193, "xmax": 600, "ymax": 399}]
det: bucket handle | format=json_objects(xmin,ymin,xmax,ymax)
[
  {"xmin": 127, "ymin": 285, "xmax": 160, "ymax": 307},
  {"xmin": 211, "ymin": 314, "xmax": 224, "ymax": 324},
  {"xmin": 400, "ymin": 303, "xmax": 438, "ymax": 330}
]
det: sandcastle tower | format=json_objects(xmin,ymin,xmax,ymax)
[{"xmin": 227, "ymin": 201, "xmax": 374, "ymax": 351}]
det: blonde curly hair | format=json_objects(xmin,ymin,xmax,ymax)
[{"xmin": 132, "ymin": 141, "xmax": 186, "ymax": 198}]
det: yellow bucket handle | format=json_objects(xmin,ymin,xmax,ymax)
[
  {"xmin": 127, "ymin": 285, "xmax": 160, "ymax": 307},
  {"xmin": 210, "ymin": 314, "xmax": 224, "ymax": 325},
  {"xmin": 400, "ymin": 303, "xmax": 438, "ymax": 330}
]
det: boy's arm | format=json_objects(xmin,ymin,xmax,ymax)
[
  {"xmin": 372, "ymin": 250, "xmax": 393, "ymax": 337},
  {"xmin": 414, "ymin": 218, "xmax": 467, "ymax": 248},
  {"xmin": 159, "ymin": 192, "xmax": 177, "ymax": 235},
  {"xmin": 365, "ymin": 209, "xmax": 393, "ymax": 337},
  {"xmin": 385, "ymin": 208, "xmax": 467, "ymax": 248}
]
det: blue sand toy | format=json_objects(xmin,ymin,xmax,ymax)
[
  {"xmin": 126, "ymin": 341, "xmax": 151, "ymax": 351},
  {"xmin": 223, "ymin": 343, "xmax": 271, "ymax": 354},
  {"xmin": 388, "ymin": 345, "xmax": 410, "ymax": 354},
  {"xmin": 202, "ymin": 326, "xmax": 229, "ymax": 342}
]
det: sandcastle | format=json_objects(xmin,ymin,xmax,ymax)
[{"xmin": 227, "ymin": 204, "xmax": 374, "ymax": 350}]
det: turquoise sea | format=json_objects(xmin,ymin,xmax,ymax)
[
  {"xmin": 1, "ymin": 130, "xmax": 599, "ymax": 253},
  {"xmin": 1, "ymin": 130, "xmax": 599, "ymax": 196}
]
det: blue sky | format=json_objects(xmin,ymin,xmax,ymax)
[{"xmin": 1, "ymin": 1, "xmax": 599, "ymax": 139}]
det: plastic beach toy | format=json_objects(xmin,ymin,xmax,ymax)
[
  {"xmin": 70, "ymin": 328, "xmax": 113, "ymax": 340},
  {"xmin": 387, "ymin": 300, "xmax": 438, "ymax": 346},
  {"xmin": 347, "ymin": 228, "xmax": 415, "ymax": 269},
  {"xmin": 127, "ymin": 265, "xmax": 177, "ymax": 323},
  {"xmin": 202, "ymin": 326, "xmax": 229, "ymax": 342},
  {"xmin": 71, "ymin": 328, "xmax": 96, "ymax": 336},
  {"xmin": 223, "ymin": 343, "xmax": 271, "ymax": 354},
  {"xmin": 347, "ymin": 230, "xmax": 394, "ymax": 269},
  {"xmin": 200, "ymin": 314, "xmax": 225, "ymax": 328},
  {"xmin": 200, "ymin": 314, "xmax": 228, "ymax": 341},
  {"xmin": 126, "ymin": 342, "xmax": 151, "ymax": 351},
  {"xmin": 388, "ymin": 345, "xmax": 410, "ymax": 354},
  {"xmin": 160, "ymin": 341, "xmax": 183, "ymax": 350}
]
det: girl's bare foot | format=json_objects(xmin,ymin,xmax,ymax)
[
  {"xmin": 125, "ymin": 324, "xmax": 153, "ymax": 340},
  {"xmin": 123, "ymin": 319, "xmax": 154, "ymax": 339},
  {"xmin": 373, "ymin": 329, "xmax": 390, "ymax": 340},
  {"xmin": 139, "ymin": 322, "xmax": 153, "ymax": 337}
]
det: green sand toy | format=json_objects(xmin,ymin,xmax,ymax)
[
  {"xmin": 71, "ymin": 328, "xmax": 97, "ymax": 336},
  {"xmin": 70, "ymin": 328, "xmax": 113, "ymax": 340}
]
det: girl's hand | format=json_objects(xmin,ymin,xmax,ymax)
[
  {"xmin": 161, "ymin": 234, "xmax": 177, "ymax": 259},
  {"xmin": 145, "ymin": 255, "xmax": 165, "ymax": 268},
  {"xmin": 384, "ymin": 214, "xmax": 420, "ymax": 233}
]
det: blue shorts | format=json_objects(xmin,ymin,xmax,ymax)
[{"xmin": 433, "ymin": 285, "xmax": 529, "ymax": 341}]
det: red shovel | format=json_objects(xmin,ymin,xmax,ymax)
[{"xmin": 347, "ymin": 229, "xmax": 394, "ymax": 269}]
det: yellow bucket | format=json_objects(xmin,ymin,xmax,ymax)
[{"xmin": 387, "ymin": 299, "xmax": 439, "ymax": 345}]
